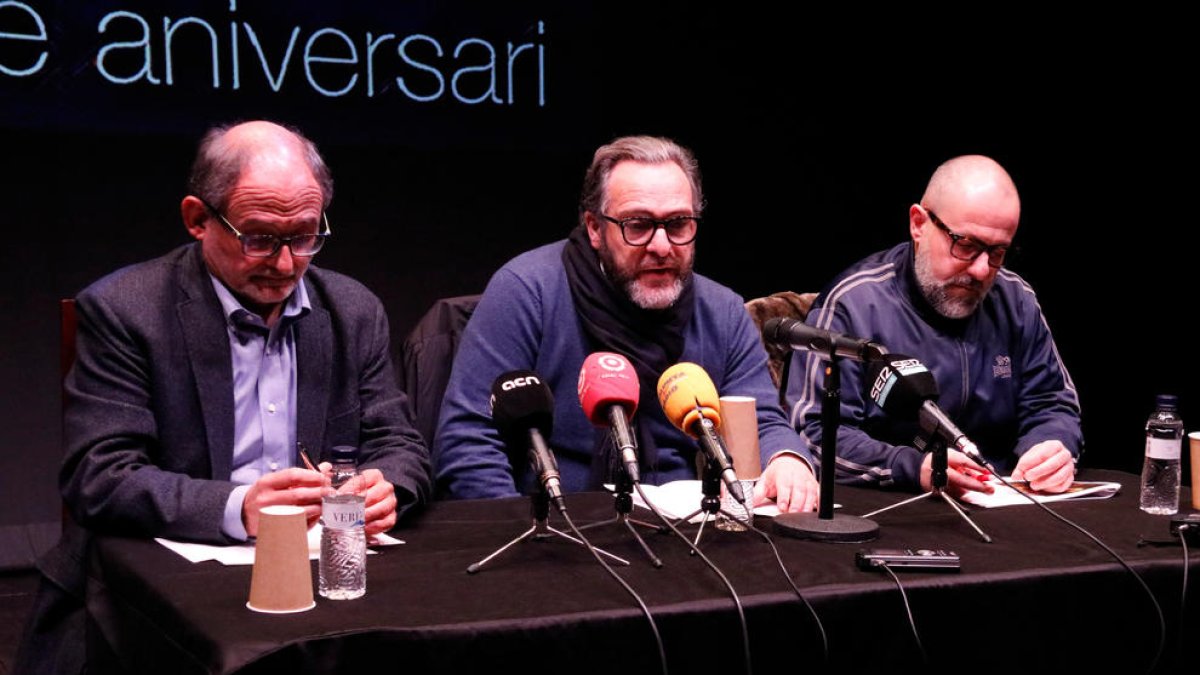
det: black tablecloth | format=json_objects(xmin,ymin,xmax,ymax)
[{"xmin": 87, "ymin": 470, "xmax": 1198, "ymax": 674}]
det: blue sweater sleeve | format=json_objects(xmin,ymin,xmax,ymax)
[
  {"xmin": 717, "ymin": 292, "xmax": 816, "ymax": 472},
  {"xmin": 433, "ymin": 267, "xmax": 542, "ymax": 499}
]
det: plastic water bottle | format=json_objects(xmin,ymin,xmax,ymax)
[
  {"xmin": 1139, "ymin": 395, "xmax": 1183, "ymax": 515},
  {"xmin": 319, "ymin": 446, "xmax": 367, "ymax": 599}
]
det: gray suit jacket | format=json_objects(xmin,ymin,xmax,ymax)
[{"xmin": 61, "ymin": 243, "xmax": 431, "ymax": 544}]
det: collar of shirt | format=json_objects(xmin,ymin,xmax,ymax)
[{"xmin": 208, "ymin": 275, "xmax": 312, "ymax": 339}]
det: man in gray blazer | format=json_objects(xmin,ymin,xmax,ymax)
[
  {"xmin": 61, "ymin": 120, "xmax": 431, "ymax": 542},
  {"xmin": 16, "ymin": 121, "xmax": 429, "ymax": 674}
]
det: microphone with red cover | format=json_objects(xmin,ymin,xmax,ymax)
[{"xmin": 578, "ymin": 352, "xmax": 642, "ymax": 483}]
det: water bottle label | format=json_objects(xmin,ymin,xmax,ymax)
[
  {"xmin": 322, "ymin": 501, "xmax": 365, "ymax": 530},
  {"xmin": 1145, "ymin": 437, "xmax": 1181, "ymax": 460}
]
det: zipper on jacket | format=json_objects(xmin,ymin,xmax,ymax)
[{"xmin": 958, "ymin": 338, "xmax": 969, "ymax": 411}]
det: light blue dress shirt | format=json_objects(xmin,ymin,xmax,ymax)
[{"xmin": 209, "ymin": 276, "xmax": 311, "ymax": 540}]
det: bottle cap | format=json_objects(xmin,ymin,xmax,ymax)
[
  {"xmin": 1155, "ymin": 394, "xmax": 1179, "ymax": 410},
  {"xmin": 330, "ymin": 445, "xmax": 359, "ymax": 463}
]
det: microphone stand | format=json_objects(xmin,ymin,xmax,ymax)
[
  {"xmin": 774, "ymin": 346, "xmax": 879, "ymax": 542},
  {"xmin": 578, "ymin": 467, "xmax": 666, "ymax": 568},
  {"xmin": 467, "ymin": 488, "xmax": 630, "ymax": 574},
  {"xmin": 676, "ymin": 455, "xmax": 749, "ymax": 551},
  {"xmin": 861, "ymin": 434, "xmax": 993, "ymax": 543}
]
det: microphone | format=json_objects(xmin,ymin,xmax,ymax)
[
  {"xmin": 578, "ymin": 352, "xmax": 641, "ymax": 483},
  {"xmin": 656, "ymin": 363, "xmax": 746, "ymax": 504},
  {"xmin": 763, "ymin": 317, "xmax": 888, "ymax": 362},
  {"xmin": 863, "ymin": 354, "xmax": 987, "ymax": 466},
  {"xmin": 490, "ymin": 370, "xmax": 565, "ymax": 509}
]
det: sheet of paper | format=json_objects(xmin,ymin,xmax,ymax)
[
  {"xmin": 156, "ymin": 526, "xmax": 404, "ymax": 565},
  {"xmin": 618, "ymin": 480, "xmax": 826, "ymax": 522},
  {"xmin": 958, "ymin": 478, "xmax": 1121, "ymax": 509}
]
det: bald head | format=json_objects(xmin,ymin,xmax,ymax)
[
  {"xmin": 186, "ymin": 120, "xmax": 333, "ymax": 210},
  {"xmin": 921, "ymin": 155, "xmax": 1020, "ymax": 229},
  {"xmin": 909, "ymin": 155, "xmax": 1021, "ymax": 319}
]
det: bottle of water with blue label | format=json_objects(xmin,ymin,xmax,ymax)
[
  {"xmin": 1139, "ymin": 395, "xmax": 1183, "ymax": 515},
  {"xmin": 319, "ymin": 446, "xmax": 367, "ymax": 599}
]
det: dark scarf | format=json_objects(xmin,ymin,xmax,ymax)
[{"xmin": 561, "ymin": 225, "xmax": 695, "ymax": 487}]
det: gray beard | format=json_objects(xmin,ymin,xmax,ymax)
[
  {"xmin": 624, "ymin": 276, "xmax": 686, "ymax": 310},
  {"xmin": 597, "ymin": 243, "xmax": 694, "ymax": 311},
  {"xmin": 913, "ymin": 247, "xmax": 987, "ymax": 319}
]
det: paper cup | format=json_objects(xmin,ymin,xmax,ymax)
[
  {"xmin": 247, "ymin": 505, "xmax": 316, "ymax": 613},
  {"xmin": 718, "ymin": 396, "xmax": 762, "ymax": 479}
]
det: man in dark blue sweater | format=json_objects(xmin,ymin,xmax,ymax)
[
  {"xmin": 788, "ymin": 155, "xmax": 1081, "ymax": 496},
  {"xmin": 435, "ymin": 136, "xmax": 818, "ymax": 512}
]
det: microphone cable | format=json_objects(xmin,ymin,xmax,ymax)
[
  {"xmin": 983, "ymin": 470, "xmax": 1166, "ymax": 674},
  {"xmin": 872, "ymin": 561, "xmax": 928, "ymax": 666},
  {"xmin": 556, "ymin": 504, "xmax": 670, "ymax": 675},
  {"xmin": 634, "ymin": 482, "xmax": 754, "ymax": 675},
  {"xmin": 740, "ymin": 518, "xmax": 829, "ymax": 664},
  {"xmin": 1175, "ymin": 523, "xmax": 1192, "ymax": 669}
]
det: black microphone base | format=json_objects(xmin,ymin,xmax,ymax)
[{"xmin": 772, "ymin": 512, "xmax": 879, "ymax": 543}]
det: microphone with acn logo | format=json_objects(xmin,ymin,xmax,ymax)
[
  {"xmin": 578, "ymin": 352, "xmax": 641, "ymax": 483},
  {"xmin": 490, "ymin": 370, "xmax": 564, "ymax": 511}
]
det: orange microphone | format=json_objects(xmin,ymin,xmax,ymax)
[{"xmin": 656, "ymin": 363, "xmax": 744, "ymax": 504}]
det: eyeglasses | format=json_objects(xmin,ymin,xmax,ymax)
[
  {"xmin": 200, "ymin": 198, "xmax": 331, "ymax": 258},
  {"xmin": 926, "ymin": 209, "xmax": 1013, "ymax": 268},
  {"xmin": 599, "ymin": 214, "xmax": 700, "ymax": 246}
]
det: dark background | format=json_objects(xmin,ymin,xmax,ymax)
[{"xmin": 1, "ymin": 2, "xmax": 1193, "ymax": 567}]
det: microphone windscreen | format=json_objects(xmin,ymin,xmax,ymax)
[
  {"xmin": 578, "ymin": 352, "xmax": 640, "ymax": 425},
  {"xmin": 864, "ymin": 354, "xmax": 938, "ymax": 419},
  {"xmin": 656, "ymin": 363, "xmax": 722, "ymax": 436},
  {"xmin": 490, "ymin": 370, "xmax": 554, "ymax": 440},
  {"xmin": 761, "ymin": 317, "xmax": 792, "ymax": 343}
]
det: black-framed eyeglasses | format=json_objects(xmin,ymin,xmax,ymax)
[
  {"xmin": 199, "ymin": 198, "xmax": 331, "ymax": 258},
  {"xmin": 926, "ymin": 208, "xmax": 1014, "ymax": 268},
  {"xmin": 599, "ymin": 214, "xmax": 700, "ymax": 246}
]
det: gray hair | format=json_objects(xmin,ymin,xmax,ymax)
[
  {"xmin": 185, "ymin": 121, "xmax": 334, "ymax": 211},
  {"xmin": 578, "ymin": 135, "xmax": 703, "ymax": 226}
]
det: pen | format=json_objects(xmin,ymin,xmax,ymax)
[{"xmin": 297, "ymin": 442, "xmax": 318, "ymax": 473}]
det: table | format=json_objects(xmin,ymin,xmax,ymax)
[{"xmin": 86, "ymin": 470, "xmax": 1198, "ymax": 674}]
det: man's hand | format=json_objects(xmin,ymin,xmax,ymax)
[
  {"xmin": 359, "ymin": 469, "xmax": 398, "ymax": 535},
  {"xmin": 754, "ymin": 454, "xmax": 819, "ymax": 513},
  {"xmin": 241, "ymin": 468, "xmax": 329, "ymax": 537},
  {"xmin": 920, "ymin": 450, "xmax": 993, "ymax": 497},
  {"xmin": 1011, "ymin": 441, "xmax": 1075, "ymax": 493},
  {"xmin": 337, "ymin": 469, "xmax": 399, "ymax": 536}
]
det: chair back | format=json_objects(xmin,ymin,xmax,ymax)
[
  {"xmin": 61, "ymin": 299, "xmax": 77, "ymax": 388},
  {"xmin": 744, "ymin": 291, "xmax": 817, "ymax": 405},
  {"xmin": 399, "ymin": 295, "xmax": 482, "ymax": 446},
  {"xmin": 60, "ymin": 298, "xmax": 78, "ymax": 528}
]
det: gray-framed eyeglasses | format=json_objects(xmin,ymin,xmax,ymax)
[
  {"xmin": 926, "ymin": 208, "xmax": 1013, "ymax": 268},
  {"xmin": 599, "ymin": 214, "xmax": 700, "ymax": 246},
  {"xmin": 199, "ymin": 198, "xmax": 331, "ymax": 258}
]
